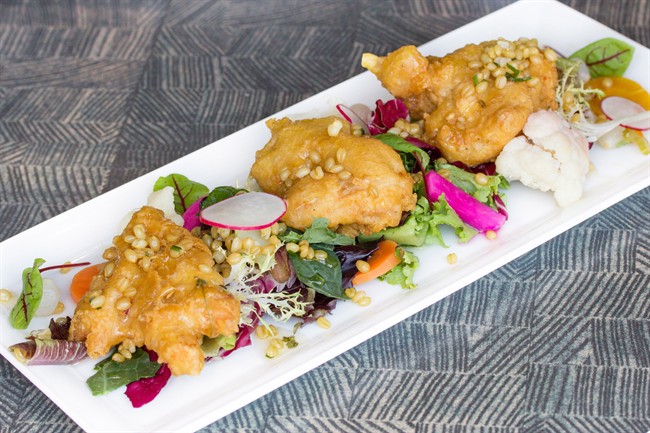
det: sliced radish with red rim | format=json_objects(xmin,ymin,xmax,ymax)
[
  {"xmin": 601, "ymin": 96, "xmax": 650, "ymax": 131},
  {"xmin": 199, "ymin": 192, "xmax": 287, "ymax": 230}
]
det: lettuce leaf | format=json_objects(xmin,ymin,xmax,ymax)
[
  {"xmin": 379, "ymin": 247, "xmax": 419, "ymax": 289},
  {"xmin": 360, "ymin": 196, "xmax": 477, "ymax": 247}
]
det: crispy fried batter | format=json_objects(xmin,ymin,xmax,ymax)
[
  {"xmin": 250, "ymin": 117, "xmax": 416, "ymax": 237},
  {"xmin": 363, "ymin": 41, "xmax": 558, "ymax": 166},
  {"xmin": 69, "ymin": 206, "xmax": 240, "ymax": 376}
]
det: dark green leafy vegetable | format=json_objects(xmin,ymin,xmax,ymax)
[
  {"xmin": 569, "ymin": 37, "xmax": 634, "ymax": 77},
  {"xmin": 287, "ymin": 249, "xmax": 346, "ymax": 299},
  {"xmin": 10, "ymin": 258, "xmax": 45, "ymax": 330},
  {"xmin": 379, "ymin": 247, "xmax": 419, "ymax": 289},
  {"xmin": 87, "ymin": 348, "xmax": 161, "ymax": 396},
  {"xmin": 280, "ymin": 218, "xmax": 355, "ymax": 246},
  {"xmin": 200, "ymin": 186, "xmax": 246, "ymax": 210},
  {"xmin": 374, "ymin": 133, "xmax": 431, "ymax": 172},
  {"xmin": 153, "ymin": 173, "xmax": 209, "ymax": 214}
]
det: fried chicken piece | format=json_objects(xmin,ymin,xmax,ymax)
[
  {"xmin": 362, "ymin": 40, "xmax": 558, "ymax": 166},
  {"xmin": 250, "ymin": 117, "xmax": 416, "ymax": 237},
  {"xmin": 69, "ymin": 206, "xmax": 240, "ymax": 376}
]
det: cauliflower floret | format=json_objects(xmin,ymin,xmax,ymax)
[
  {"xmin": 118, "ymin": 186, "xmax": 185, "ymax": 232},
  {"xmin": 146, "ymin": 186, "xmax": 185, "ymax": 225},
  {"xmin": 495, "ymin": 110, "xmax": 590, "ymax": 207}
]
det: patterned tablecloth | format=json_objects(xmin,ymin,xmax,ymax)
[{"xmin": 0, "ymin": 1, "xmax": 648, "ymax": 432}]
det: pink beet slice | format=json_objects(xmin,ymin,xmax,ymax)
[{"xmin": 424, "ymin": 170, "xmax": 506, "ymax": 232}]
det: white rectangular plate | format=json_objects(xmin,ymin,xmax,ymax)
[{"xmin": 1, "ymin": 1, "xmax": 649, "ymax": 432}]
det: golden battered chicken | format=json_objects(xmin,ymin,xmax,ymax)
[
  {"xmin": 250, "ymin": 117, "xmax": 416, "ymax": 237},
  {"xmin": 362, "ymin": 39, "xmax": 558, "ymax": 166},
  {"xmin": 69, "ymin": 206, "xmax": 240, "ymax": 376}
]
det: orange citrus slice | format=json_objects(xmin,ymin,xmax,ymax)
[{"xmin": 586, "ymin": 76, "xmax": 650, "ymax": 117}]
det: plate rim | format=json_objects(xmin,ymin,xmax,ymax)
[{"xmin": 1, "ymin": 1, "xmax": 649, "ymax": 432}]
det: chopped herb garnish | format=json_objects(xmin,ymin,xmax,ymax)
[
  {"xmin": 282, "ymin": 336, "xmax": 299, "ymax": 349},
  {"xmin": 472, "ymin": 74, "xmax": 480, "ymax": 86},
  {"xmin": 505, "ymin": 63, "xmax": 531, "ymax": 82},
  {"xmin": 170, "ymin": 245, "xmax": 182, "ymax": 252}
]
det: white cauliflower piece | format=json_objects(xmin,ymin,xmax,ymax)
[
  {"xmin": 496, "ymin": 110, "xmax": 590, "ymax": 207},
  {"xmin": 146, "ymin": 186, "xmax": 185, "ymax": 225}
]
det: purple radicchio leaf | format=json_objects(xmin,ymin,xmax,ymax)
[
  {"xmin": 9, "ymin": 338, "xmax": 87, "ymax": 366},
  {"xmin": 125, "ymin": 349, "xmax": 171, "ymax": 408},
  {"xmin": 270, "ymin": 247, "xmax": 295, "ymax": 287},
  {"xmin": 493, "ymin": 194, "xmax": 509, "ymax": 219},
  {"xmin": 368, "ymin": 99, "xmax": 409, "ymax": 135},
  {"xmin": 9, "ymin": 316, "xmax": 86, "ymax": 366},
  {"xmin": 49, "ymin": 317, "xmax": 72, "ymax": 340},
  {"xmin": 306, "ymin": 291, "xmax": 338, "ymax": 323},
  {"xmin": 335, "ymin": 243, "xmax": 379, "ymax": 289}
]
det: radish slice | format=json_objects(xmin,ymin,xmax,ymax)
[
  {"xmin": 601, "ymin": 96, "xmax": 650, "ymax": 131},
  {"xmin": 200, "ymin": 192, "xmax": 287, "ymax": 230},
  {"xmin": 336, "ymin": 103, "xmax": 371, "ymax": 134}
]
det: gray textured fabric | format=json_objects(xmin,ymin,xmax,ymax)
[{"xmin": 0, "ymin": 1, "xmax": 648, "ymax": 432}]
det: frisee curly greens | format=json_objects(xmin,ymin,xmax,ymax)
[
  {"xmin": 224, "ymin": 246, "xmax": 309, "ymax": 326},
  {"xmin": 556, "ymin": 59, "xmax": 605, "ymax": 126}
]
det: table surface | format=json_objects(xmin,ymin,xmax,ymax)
[{"xmin": 1, "ymin": 0, "xmax": 649, "ymax": 432}]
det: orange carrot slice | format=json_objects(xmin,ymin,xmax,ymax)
[
  {"xmin": 351, "ymin": 240, "xmax": 401, "ymax": 286},
  {"xmin": 69, "ymin": 264, "xmax": 101, "ymax": 303}
]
